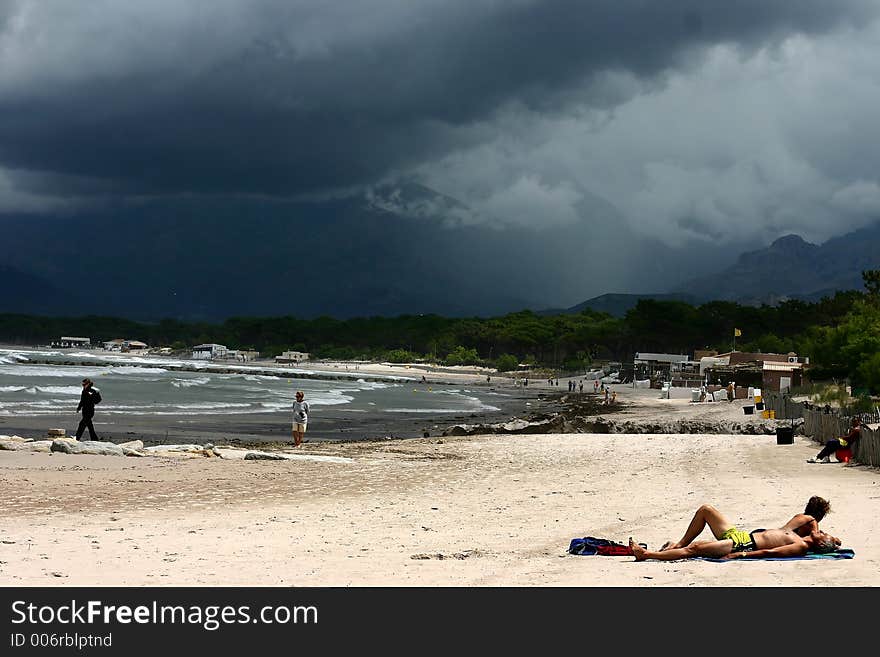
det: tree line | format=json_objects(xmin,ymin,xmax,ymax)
[{"xmin": 1, "ymin": 272, "xmax": 878, "ymax": 390}]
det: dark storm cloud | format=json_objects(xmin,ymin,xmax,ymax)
[{"xmin": 1, "ymin": 0, "xmax": 876, "ymax": 200}]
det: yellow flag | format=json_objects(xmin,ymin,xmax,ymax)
[{"xmin": 734, "ymin": 328, "xmax": 742, "ymax": 337}]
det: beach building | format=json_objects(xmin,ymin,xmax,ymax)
[
  {"xmin": 53, "ymin": 336, "xmax": 91, "ymax": 348},
  {"xmin": 763, "ymin": 361, "xmax": 806, "ymax": 393},
  {"xmin": 276, "ymin": 351, "xmax": 310, "ymax": 364},
  {"xmin": 705, "ymin": 351, "xmax": 809, "ymax": 393},
  {"xmin": 633, "ymin": 353, "xmax": 692, "ymax": 384},
  {"xmin": 226, "ymin": 349, "xmax": 260, "ymax": 362},
  {"xmin": 103, "ymin": 339, "xmax": 149, "ymax": 352},
  {"xmin": 192, "ymin": 343, "xmax": 228, "ymax": 360}
]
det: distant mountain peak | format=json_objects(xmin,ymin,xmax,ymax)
[
  {"xmin": 675, "ymin": 221, "xmax": 880, "ymax": 306},
  {"xmin": 769, "ymin": 234, "xmax": 816, "ymax": 250}
]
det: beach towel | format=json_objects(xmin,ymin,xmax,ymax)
[
  {"xmin": 694, "ymin": 548, "xmax": 855, "ymax": 562},
  {"xmin": 568, "ymin": 537, "xmax": 645, "ymax": 556}
]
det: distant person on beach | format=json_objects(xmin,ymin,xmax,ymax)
[
  {"xmin": 291, "ymin": 390, "xmax": 310, "ymax": 447},
  {"xmin": 594, "ymin": 380, "xmax": 599, "ymax": 393},
  {"xmin": 808, "ymin": 417, "xmax": 861, "ymax": 463},
  {"xmin": 579, "ymin": 381, "xmax": 584, "ymax": 393},
  {"xmin": 75, "ymin": 378, "xmax": 101, "ymax": 441},
  {"xmin": 726, "ymin": 381, "xmax": 735, "ymax": 402},
  {"xmin": 629, "ymin": 501, "xmax": 840, "ymax": 561},
  {"xmin": 611, "ymin": 390, "xmax": 617, "ymax": 404}
]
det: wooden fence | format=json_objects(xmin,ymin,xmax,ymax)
[{"xmin": 764, "ymin": 392, "xmax": 880, "ymax": 467}]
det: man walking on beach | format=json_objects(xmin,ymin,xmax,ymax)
[
  {"xmin": 75, "ymin": 378, "xmax": 101, "ymax": 441},
  {"xmin": 292, "ymin": 390, "xmax": 310, "ymax": 447}
]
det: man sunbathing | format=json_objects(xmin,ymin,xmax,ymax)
[{"xmin": 629, "ymin": 501, "xmax": 841, "ymax": 561}]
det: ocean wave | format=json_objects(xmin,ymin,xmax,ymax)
[
  {"xmin": 385, "ymin": 404, "xmax": 500, "ymax": 413},
  {"xmin": 383, "ymin": 408, "xmax": 471, "ymax": 413},
  {"xmin": 168, "ymin": 402, "xmax": 252, "ymax": 410},
  {"xmin": 35, "ymin": 386, "xmax": 82, "ymax": 395},
  {"xmin": 109, "ymin": 366, "xmax": 169, "ymax": 375},
  {"xmin": 0, "ymin": 364, "xmax": 109, "ymax": 378},
  {"xmin": 171, "ymin": 377, "xmax": 211, "ymax": 388},
  {"xmin": 0, "ymin": 385, "xmax": 27, "ymax": 393},
  {"xmin": 0, "ymin": 348, "xmax": 61, "ymax": 358}
]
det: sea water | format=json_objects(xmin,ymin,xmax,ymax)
[{"xmin": 0, "ymin": 348, "xmax": 501, "ymax": 419}]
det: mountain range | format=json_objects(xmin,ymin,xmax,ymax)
[
  {"xmin": 673, "ymin": 227, "xmax": 880, "ymax": 304},
  {"xmin": 2, "ymin": 183, "xmax": 878, "ymax": 321}
]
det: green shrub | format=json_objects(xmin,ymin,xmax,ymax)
[{"xmin": 494, "ymin": 354, "xmax": 519, "ymax": 372}]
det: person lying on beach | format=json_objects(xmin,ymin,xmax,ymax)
[
  {"xmin": 658, "ymin": 496, "xmax": 830, "ymax": 550},
  {"xmin": 629, "ymin": 502, "xmax": 841, "ymax": 561}
]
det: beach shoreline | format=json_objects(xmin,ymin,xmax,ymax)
[
  {"xmin": 1, "ymin": 345, "xmax": 563, "ymax": 445},
  {"xmin": 2, "ymin": 385, "xmax": 878, "ymax": 587},
  {"xmin": 0, "ymin": 384, "xmax": 553, "ymax": 447}
]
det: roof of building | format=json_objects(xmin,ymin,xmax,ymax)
[
  {"xmin": 634, "ymin": 353, "xmax": 689, "ymax": 363},
  {"xmin": 763, "ymin": 362, "xmax": 803, "ymax": 372}
]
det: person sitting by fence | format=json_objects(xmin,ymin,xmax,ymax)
[{"xmin": 807, "ymin": 417, "xmax": 861, "ymax": 464}]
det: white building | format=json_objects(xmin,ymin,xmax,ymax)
[
  {"xmin": 192, "ymin": 343, "xmax": 228, "ymax": 360},
  {"xmin": 276, "ymin": 350, "xmax": 310, "ymax": 364},
  {"xmin": 226, "ymin": 349, "xmax": 260, "ymax": 362},
  {"xmin": 54, "ymin": 337, "xmax": 91, "ymax": 348}
]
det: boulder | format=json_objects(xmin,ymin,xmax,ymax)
[
  {"xmin": 244, "ymin": 451, "xmax": 289, "ymax": 460},
  {"xmin": 119, "ymin": 440, "xmax": 144, "ymax": 451},
  {"xmin": 443, "ymin": 414, "xmax": 565, "ymax": 436},
  {"xmin": 50, "ymin": 440, "xmax": 124, "ymax": 457},
  {"xmin": 0, "ymin": 438, "xmax": 53, "ymax": 452},
  {"xmin": 243, "ymin": 450, "xmax": 353, "ymax": 463},
  {"xmin": 213, "ymin": 447, "xmax": 247, "ymax": 460},
  {"xmin": 143, "ymin": 444, "xmax": 207, "ymax": 453},
  {"xmin": 142, "ymin": 444, "xmax": 214, "ymax": 457}
]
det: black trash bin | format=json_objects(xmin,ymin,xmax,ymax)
[
  {"xmin": 743, "ymin": 405, "xmax": 754, "ymax": 415},
  {"xmin": 776, "ymin": 426, "xmax": 794, "ymax": 445}
]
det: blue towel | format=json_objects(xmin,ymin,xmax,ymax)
[{"xmin": 695, "ymin": 548, "xmax": 855, "ymax": 562}]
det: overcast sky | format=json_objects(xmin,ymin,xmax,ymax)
[{"xmin": 2, "ymin": 0, "xmax": 880, "ymax": 249}]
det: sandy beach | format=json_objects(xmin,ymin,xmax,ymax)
[{"xmin": 2, "ymin": 386, "xmax": 878, "ymax": 587}]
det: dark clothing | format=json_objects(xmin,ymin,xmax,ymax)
[
  {"xmin": 75, "ymin": 386, "xmax": 100, "ymax": 440},
  {"xmin": 816, "ymin": 425, "xmax": 860, "ymax": 459},
  {"xmin": 77, "ymin": 387, "xmax": 99, "ymax": 417},
  {"xmin": 816, "ymin": 438, "xmax": 846, "ymax": 460},
  {"xmin": 75, "ymin": 416, "xmax": 98, "ymax": 441}
]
